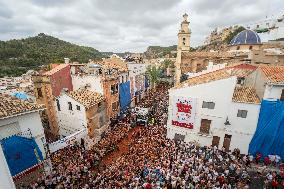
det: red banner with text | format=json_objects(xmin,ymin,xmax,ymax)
[{"xmin": 171, "ymin": 96, "xmax": 196, "ymax": 129}]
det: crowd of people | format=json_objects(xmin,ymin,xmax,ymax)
[{"xmin": 28, "ymin": 83, "xmax": 284, "ymax": 189}]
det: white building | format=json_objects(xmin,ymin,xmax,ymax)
[
  {"xmin": 127, "ymin": 61, "xmax": 148, "ymax": 106},
  {"xmin": 55, "ymin": 89, "xmax": 109, "ymax": 140},
  {"xmin": 245, "ymin": 66, "xmax": 284, "ymax": 101},
  {"xmin": 72, "ymin": 74, "xmax": 104, "ymax": 94},
  {"xmin": 0, "ymin": 94, "xmax": 47, "ymax": 188},
  {"xmin": 167, "ymin": 66, "xmax": 261, "ymax": 154},
  {"xmin": 71, "ymin": 63, "xmax": 104, "ymax": 95},
  {"xmin": 0, "ymin": 144, "xmax": 16, "ymax": 189}
]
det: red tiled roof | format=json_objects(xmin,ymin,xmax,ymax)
[
  {"xmin": 43, "ymin": 64, "xmax": 69, "ymax": 76},
  {"xmin": 259, "ymin": 66, "xmax": 284, "ymax": 84},
  {"xmin": 68, "ymin": 89, "xmax": 104, "ymax": 108},
  {"xmin": 0, "ymin": 94, "xmax": 44, "ymax": 119},
  {"xmin": 232, "ymin": 86, "xmax": 260, "ymax": 104},
  {"xmin": 174, "ymin": 69, "xmax": 232, "ymax": 89}
]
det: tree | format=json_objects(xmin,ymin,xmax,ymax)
[
  {"xmin": 161, "ymin": 59, "xmax": 173, "ymax": 69},
  {"xmin": 180, "ymin": 73, "xmax": 188, "ymax": 83},
  {"xmin": 160, "ymin": 59, "xmax": 174, "ymax": 77},
  {"xmin": 225, "ymin": 26, "xmax": 246, "ymax": 44},
  {"xmin": 146, "ymin": 65, "xmax": 161, "ymax": 89}
]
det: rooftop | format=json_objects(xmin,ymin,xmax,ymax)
[
  {"xmin": 230, "ymin": 30, "xmax": 261, "ymax": 46},
  {"xmin": 259, "ymin": 66, "xmax": 284, "ymax": 85},
  {"xmin": 228, "ymin": 64, "xmax": 258, "ymax": 77},
  {"xmin": 175, "ymin": 63, "xmax": 258, "ymax": 89},
  {"xmin": 232, "ymin": 86, "xmax": 260, "ymax": 104},
  {"xmin": 100, "ymin": 57, "xmax": 128, "ymax": 73},
  {"xmin": 68, "ymin": 89, "xmax": 104, "ymax": 108},
  {"xmin": 0, "ymin": 94, "xmax": 44, "ymax": 119},
  {"xmin": 43, "ymin": 64, "xmax": 69, "ymax": 76},
  {"xmin": 175, "ymin": 69, "xmax": 232, "ymax": 89}
]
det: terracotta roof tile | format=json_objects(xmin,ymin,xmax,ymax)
[
  {"xmin": 175, "ymin": 69, "xmax": 232, "ymax": 89},
  {"xmin": 259, "ymin": 66, "xmax": 284, "ymax": 84},
  {"xmin": 175, "ymin": 64, "xmax": 259, "ymax": 89},
  {"xmin": 100, "ymin": 57, "xmax": 128, "ymax": 73},
  {"xmin": 232, "ymin": 86, "xmax": 260, "ymax": 104},
  {"xmin": 68, "ymin": 89, "xmax": 104, "ymax": 108},
  {"xmin": 0, "ymin": 94, "xmax": 44, "ymax": 119},
  {"xmin": 43, "ymin": 64, "xmax": 69, "ymax": 76}
]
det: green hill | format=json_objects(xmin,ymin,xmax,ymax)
[
  {"xmin": 0, "ymin": 33, "xmax": 103, "ymax": 77},
  {"xmin": 144, "ymin": 45, "xmax": 177, "ymax": 58}
]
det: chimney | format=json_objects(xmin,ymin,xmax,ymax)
[{"xmin": 64, "ymin": 58, "xmax": 70, "ymax": 64}]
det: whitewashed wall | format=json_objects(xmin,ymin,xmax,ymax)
[
  {"xmin": 263, "ymin": 84, "xmax": 284, "ymax": 100},
  {"xmin": 0, "ymin": 112, "xmax": 46, "ymax": 158},
  {"xmin": 72, "ymin": 75, "xmax": 103, "ymax": 95},
  {"xmin": 55, "ymin": 94, "xmax": 87, "ymax": 138},
  {"xmin": 0, "ymin": 145, "xmax": 16, "ymax": 189},
  {"xmin": 167, "ymin": 76, "xmax": 260, "ymax": 153},
  {"xmin": 128, "ymin": 63, "xmax": 147, "ymax": 77},
  {"xmin": 227, "ymin": 102, "xmax": 260, "ymax": 153}
]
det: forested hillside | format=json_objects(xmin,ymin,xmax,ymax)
[
  {"xmin": 144, "ymin": 45, "xmax": 177, "ymax": 58},
  {"xmin": 0, "ymin": 33, "xmax": 103, "ymax": 77}
]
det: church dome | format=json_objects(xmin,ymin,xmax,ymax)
[{"xmin": 229, "ymin": 30, "xmax": 261, "ymax": 46}]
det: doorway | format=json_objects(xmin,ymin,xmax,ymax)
[
  {"xmin": 223, "ymin": 134, "xmax": 232, "ymax": 152},
  {"xmin": 200, "ymin": 119, "xmax": 211, "ymax": 134},
  {"xmin": 174, "ymin": 133, "xmax": 185, "ymax": 142},
  {"xmin": 212, "ymin": 136, "xmax": 220, "ymax": 147}
]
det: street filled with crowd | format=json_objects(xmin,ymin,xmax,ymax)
[{"xmin": 29, "ymin": 84, "xmax": 284, "ymax": 189}]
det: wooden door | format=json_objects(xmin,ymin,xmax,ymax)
[
  {"xmin": 212, "ymin": 136, "xmax": 220, "ymax": 147},
  {"xmin": 223, "ymin": 134, "xmax": 232, "ymax": 152},
  {"xmin": 200, "ymin": 119, "xmax": 211, "ymax": 134},
  {"xmin": 174, "ymin": 133, "xmax": 185, "ymax": 142}
]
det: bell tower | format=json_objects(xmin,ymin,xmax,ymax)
[
  {"xmin": 178, "ymin": 13, "xmax": 191, "ymax": 51},
  {"xmin": 175, "ymin": 13, "xmax": 191, "ymax": 85}
]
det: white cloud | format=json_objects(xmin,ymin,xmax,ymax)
[{"xmin": 0, "ymin": 0, "xmax": 283, "ymax": 52}]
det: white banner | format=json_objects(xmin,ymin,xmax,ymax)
[
  {"xmin": 49, "ymin": 129, "xmax": 87, "ymax": 153},
  {"xmin": 171, "ymin": 96, "xmax": 196, "ymax": 129}
]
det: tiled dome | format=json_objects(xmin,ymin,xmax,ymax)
[{"xmin": 230, "ymin": 30, "xmax": 261, "ymax": 46}]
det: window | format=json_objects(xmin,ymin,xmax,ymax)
[
  {"xmin": 37, "ymin": 88, "xmax": 43, "ymax": 98},
  {"xmin": 68, "ymin": 102, "xmax": 73, "ymax": 110},
  {"xmin": 183, "ymin": 37, "xmax": 186, "ymax": 45},
  {"xmin": 237, "ymin": 46, "xmax": 240, "ymax": 50},
  {"xmin": 237, "ymin": 110, "xmax": 247, "ymax": 118},
  {"xmin": 111, "ymin": 84, "xmax": 118, "ymax": 94},
  {"xmin": 280, "ymin": 89, "xmax": 284, "ymax": 101},
  {"xmin": 98, "ymin": 102, "xmax": 102, "ymax": 108},
  {"xmin": 112, "ymin": 101, "xmax": 119, "ymax": 111},
  {"xmin": 202, "ymin": 101, "xmax": 215, "ymax": 109},
  {"xmin": 76, "ymin": 105, "xmax": 80, "ymax": 111},
  {"xmin": 249, "ymin": 46, "xmax": 253, "ymax": 50},
  {"xmin": 99, "ymin": 116, "xmax": 104, "ymax": 127},
  {"xmin": 56, "ymin": 99, "xmax": 61, "ymax": 111},
  {"xmin": 200, "ymin": 119, "xmax": 211, "ymax": 134},
  {"xmin": 237, "ymin": 78, "xmax": 244, "ymax": 85}
]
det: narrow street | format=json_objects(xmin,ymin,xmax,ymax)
[{"xmin": 100, "ymin": 126, "xmax": 142, "ymax": 166}]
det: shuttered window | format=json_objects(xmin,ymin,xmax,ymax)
[
  {"xmin": 202, "ymin": 101, "xmax": 215, "ymax": 109},
  {"xmin": 200, "ymin": 119, "xmax": 211, "ymax": 134},
  {"xmin": 237, "ymin": 110, "xmax": 247, "ymax": 118}
]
